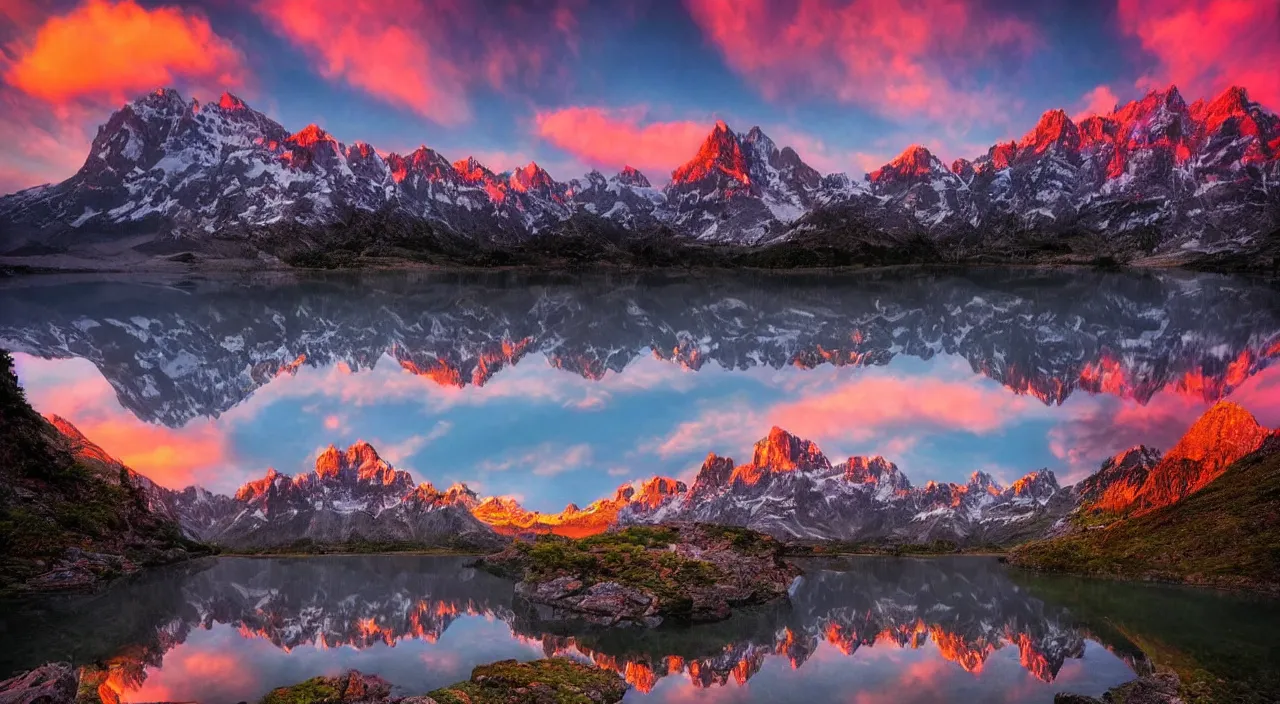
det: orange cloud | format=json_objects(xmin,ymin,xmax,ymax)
[
  {"xmin": 1117, "ymin": 0, "xmax": 1280, "ymax": 109},
  {"xmin": 254, "ymin": 0, "xmax": 583, "ymax": 126},
  {"xmin": 4, "ymin": 0, "xmax": 248, "ymax": 105},
  {"xmin": 534, "ymin": 106, "xmax": 709, "ymax": 175},
  {"xmin": 1073, "ymin": 85, "xmax": 1121, "ymax": 121},
  {"xmin": 683, "ymin": 0, "xmax": 1038, "ymax": 123}
]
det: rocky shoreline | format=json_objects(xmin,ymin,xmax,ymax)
[{"xmin": 478, "ymin": 523, "xmax": 801, "ymax": 627}]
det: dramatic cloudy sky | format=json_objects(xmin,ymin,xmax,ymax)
[{"xmin": 1, "ymin": 0, "xmax": 1278, "ymax": 195}]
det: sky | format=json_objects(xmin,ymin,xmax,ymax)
[
  {"xmin": 13, "ymin": 349, "xmax": 1280, "ymax": 513},
  {"xmin": 1, "ymin": 0, "xmax": 1278, "ymax": 195}
]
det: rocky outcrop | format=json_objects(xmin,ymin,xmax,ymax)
[
  {"xmin": 258, "ymin": 671, "xmax": 396, "ymax": 704},
  {"xmin": 0, "ymin": 663, "xmax": 76, "ymax": 704},
  {"xmin": 426, "ymin": 659, "xmax": 627, "ymax": 704},
  {"xmin": 1054, "ymin": 672, "xmax": 1184, "ymax": 704},
  {"xmin": 249, "ymin": 661, "xmax": 628, "ymax": 704},
  {"xmin": 0, "ymin": 350, "xmax": 204, "ymax": 595},
  {"xmin": 479, "ymin": 524, "xmax": 800, "ymax": 626}
]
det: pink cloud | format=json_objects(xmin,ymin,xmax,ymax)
[
  {"xmin": 534, "ymin": 106, "xmax": 710, "ymax": 176},
  {"xmin": 254, "ymin": 0, "xmax": 583, "ymax": 126},
  {"xmin": 653, "ymin": 374, "xmax": 1035, "ymax": 461},
  {"xmin": 1117, "ymin": 0, "xmax": 1280, "ymax": 109},
  {"xmin": 683, "ymin": 0, "xmax": 1038, "ymax": 124},
  {"xmin": 1047, "ymin": 364, "xmax": 1280, "ymax": 483},
  {"xmin": 1072, "ymin": 85, "xmax": 1121, "ymax": 121},
  {"xmin": 4, "ymin": 0, "xmax": 248, "ymax": 106},
  {"xmin": 14, "ymin": 355, "xmax": 235, "ymax": 490}
]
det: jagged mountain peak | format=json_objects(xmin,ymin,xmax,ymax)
[
  {"xmin": 1164, "ymin": 401, "xmax": 1266, "ymax": 465},
  {"xmin": 843, "ymin": 456, "xmax": 911, "ymax": 492},
  {"xmin": 670, "ymin": 121, "xmax": 751, "ymax": 185},
  {"xmin": 868, "ymin": 144, "xmax": 943, "ymax": 183},
  {"xmin": 750, "ymin": 426, "xmax": 831, "ymax": 473},
  {"xmin": 1018, "ymin": 108, "xmax": 1080, "ymax": 155},
  {"xmin": 615, "ymin": 165, "xmax": 651, "ymax": 188},
  {"xmin": 216, "ymin": 91, "xmax": 248, "ymax": 111},
  {"xmin": 510, "ymin": 161, "xmax": 556, "ymax": 192},
  {"xmin": 453, "ymin": 156, "xmax": 495, "ymax": 183},
  {"xmin": 289, "ymin": 123, "xmax": 335, "ymax": 148},
  {"xmin": 1008, "ymin": 470, "xmax": 1059, "ymax": 500},
  {"xmin": 966, "ymin": 470, "xmax": 1001, "ymax": 494}
]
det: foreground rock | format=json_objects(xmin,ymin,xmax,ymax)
[
  {"xmin": 259, "ymin": 671, "xmax": 397, "ymax": 704},
  {"xmin": 0, "ymin": 663, "xmax": 76, "ymax": 704},
  {"xmin": 252, "ymin": 660, "xmax": 626, "ymax": 704},
  {"xmin": 479, "ymin": 523, "xmax": 801, "ymax": 626},
  {"xmin": 1054, "ymin": 672, "xmax": 1184, "ymax": 704},
  {"xmin": 428, "ymin": 659, "xmax": 627, "ymax": 704}
]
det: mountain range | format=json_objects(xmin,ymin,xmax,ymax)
[
  {"xmin": 145, "ymin": 401, "xmax": 1271, "ymax": 550},
  {"xmin": 2, "ymin": 268, "xmax": 1277, "ymax": 428},
  {"xmin": 1, "ymin": 85, "xmax": 1277, "ymax": 266}
]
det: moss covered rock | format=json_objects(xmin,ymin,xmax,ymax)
[
  {"xmin": 479, "ymin": 523, "xmax": 801, "ymax": 626},
  {"xmin": 427, "ymin": 658, "xmax": 627, "ymax": 704},
  {"xmin": 257, "ymin": 671, "xmax": 392, "ymax": 704}
]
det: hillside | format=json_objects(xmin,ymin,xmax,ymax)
[
  {"xmin": 1009, "ymin": 436, "xmax": 1280, "ymax": 592},
  {"xmin": 0, "ymin": 350, "xmax": 207, "ymax": 595}
]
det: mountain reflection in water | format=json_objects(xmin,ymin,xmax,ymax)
[
  {"xmin": 4, "ymin": 555, "xmax": 1249, "ymax": 703},
  {"xmin": 4, "ymin": 268, "xmax": 1279, "ymax": 517}
]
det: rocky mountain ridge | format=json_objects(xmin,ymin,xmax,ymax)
[
  {"xmin": 2, "ymin": 269, "xmax": 1276, "ymax": 428},
  {"xmin": 1, "ymin": 85, "xmax": 1277, "ymax": 263},
  {"xmin": 159, "ymin": 441, "xmax": 502, "ymax": 551},
  {"xmin": 162, "ymin": 400, "xmax": 1267, "ymax": 548}
]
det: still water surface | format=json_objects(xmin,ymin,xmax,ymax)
[{"xmin": 6, "ymin": 555, "xmax": 1277, "ymax": 703}]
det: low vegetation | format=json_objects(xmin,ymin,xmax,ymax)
[
  {"xmin": 1010, "ymin": 444, "xmax": 1280, "ymax": 593},
  {"xmin": 0, "ymin": 349, "xmax": 207, "ymax": 595},
  {"xmin": 428, "ymin": 658, "xmax": 628, "ymax": 704},
  {"xmin": 480, "ymin": 523, "xmax": 799, "ymax": 624}
]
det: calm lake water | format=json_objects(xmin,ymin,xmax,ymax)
[
  {"xmin": 1, "ymin": 555, "xmax": 1277, "ymax": 703},
  {"xmin": 2, "ymin": 268, "xmax": 1279, "ymax": 701}
]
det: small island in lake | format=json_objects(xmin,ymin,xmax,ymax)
[{"xmin": 478, "ymin": 523, "xmax": 801, "ymax": 626}]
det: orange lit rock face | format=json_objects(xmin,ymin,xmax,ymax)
[
  {"xmin": 217, "ymin": 91, "xmax": 247, "ymax": 111},
  {"xmin": 1017, "ymin": 109, "xmax": 1081, "ymax": 156},
  {"xmin": 311, "ymin": 441, "xmax": 398, "ymax": 485},
  {"xmin": 288, "ymin": 124, "xmax": 333, "ymax": 149},
  {"xmin": 1128, "ymin": 401, "xmax": 1269, "ymax": 513},
  {"xmin": 868, "ymin": 145, "xmax": 938, "ymax": 183},
  {"xmin": 469, "ymin": 475, "xmax": 686, "ymax": 537},
  {"xmin": 1082, "ymin": 402, "xmax": 1270, "ymax": 516},
  {"xmin": 671, "ymin": 120, "xmax": 751, "ymax": 186}
]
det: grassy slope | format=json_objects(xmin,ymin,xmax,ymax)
[
  {"xmin": 1009, "ymin": 446, "xmax": 1280, "ymax": 592},
  {"xmin": 0, "ymin": 349, "xmax": 202, "ymax": 594}
]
